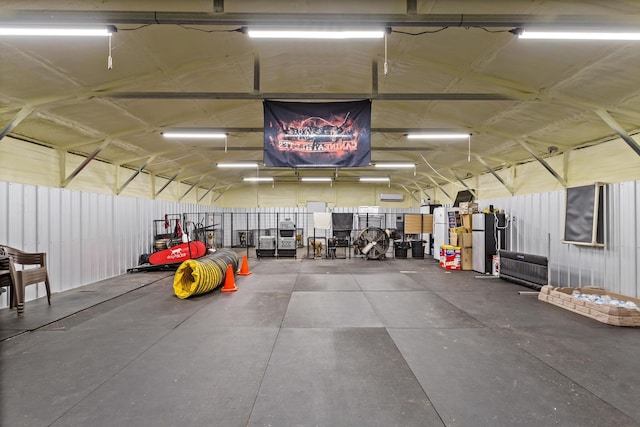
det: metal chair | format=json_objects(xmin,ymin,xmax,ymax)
[{"xmin": 0, "ymin": 245, "xmax": 51, "ymax": 315}]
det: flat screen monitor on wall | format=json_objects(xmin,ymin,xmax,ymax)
[{"xmin": 563, "ymin": 183, "xmax": 605, "ymax": 247}]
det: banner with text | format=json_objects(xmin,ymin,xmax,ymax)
[{"xmin": 264, "ymin": 100, "xmax": 371, "ymax": 167}]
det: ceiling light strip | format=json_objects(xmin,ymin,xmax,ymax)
[
  {"xmin": 374, "ymin": 163, "xmax": 415, "ymax": 168},
  {"xmin": 519, "ymin": 30, "xmax": 640, "ymax": 40},
  {"xmin": 301, "ymin": 177, "xmax": 332, "ymax": 182},
  {"xmin": 162, "ymin": 132, "xmax": 227, "ymax": 139},
  {"xmin": 217, "ymin": 163, "xmax": 258, "ymax": 168},
  {"xmin": 243, "ymin": 177, "xmax": 273, "ymax": 182},
  {"xmin": 360, "ymin": 177, "xmax": 390, "ymax": 182},
  {"xmin": 407, "ymin": 133, "xmax": 471, "ymax": 140},
  {"xmin": 247, "ymin": 29, "xmax": 385, "ymax": 39},
  {"xmin": 0, "ymin": 27, "xmax": 114, "ymax": 37}
]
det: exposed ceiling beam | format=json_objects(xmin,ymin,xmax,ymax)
[
  {"xmin": 212, "ymin": 184, "xmax": 233, "ymax": 203},
  {"xmin": 517, "ymin": 140, "xmax": 567, "ymax": 186},
  {"xmin": 397, "ymin": 49, "xmax": 640, "ymax": 124},
  {"xmin": 476, "ymin": 156, "xmax": 514, "ymax": 195},
  {"xmin": 372, "ymin": 59, "xmax": 378, "ymax": 96},
  {"xmin": 253, "ymin": 53, "xmax": 260, "ymax": 94},
  {"xmin": 97, "ymin": 91, "xmax": 523, "ymax": 101},
  {"xmin": 180, "ymin": 176, "xmax": 204, "ymax": 201},
  {"xmin": 116, "ymin": 155, "xmax": 155, "ymax": 195},
  {"xmin": 0, "ymin": 106, "xmax": 33, "ymax": 141},
  {"xmin": 595, "ymin": 109, "xmax": 640, "ymax": 157},
  {"xmin": 449, "ymin": 169, "xmax": 477, "ymax": 198},
  {"xmin": 3, "ymin": 10, "xmax": 640, "ymax": 29},
  {"xmin": 425, "ymin": 175, "xmax": 451, "ymax": 201},
  {"xmin": 400, "ymin": 184, "xmax": 420, "ymax": 204},
  {"xmin": 155, "ymin": 171, "xmax": 180, "ymax": 198},
  {"xmin": 406, "ymin": 0, "xmax": 418, "ymax": 15},
  {"xmin": 198, "ymin": 182, "xmax": 218, "ymax": 203},
  {"xmin": 61, "ymin": 139, "xmax": 112, "ymax": 188}
]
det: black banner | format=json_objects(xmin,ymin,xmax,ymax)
[{"xmin": 264, "ymin": 100, "xmax": 371, "ymax": 167}]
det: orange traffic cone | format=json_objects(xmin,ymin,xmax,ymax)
[
  {"xmin": 221, "ymin": 263, "xmax": 238, "ymax": 292},
  {"xmin": 237, "ymin": 254, "xmax": 252, "ymax": 276}
]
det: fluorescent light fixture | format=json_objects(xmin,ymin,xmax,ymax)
[
  {"xmin": 162, "ymin": 131, "xmax": 227, "ymax": 139},
  {"xmin": 243, "ymin": 177, "xmax": 273, "ymax": 182},
  {"xmin": 0, "ymin": 27, "xmax": 114, "ymax": 37},
  {"xmin": 360, "ymin": 177, "xmax": 390, "ymax": 182},
  {"xmin": 217, "ymin": 162, "xmax": 258, "ymax": 168},
  {"xmin": 247, "ymin": 29, "xmax": 385, "ymax": 39},
  {"xmin": 518, "ymin": 30, "xmax": 640, "ymax": 40},
  {"xmin": 407, "ymin": 133, "xmax": 470, "ymax": 140},
  {"xmin": 374, "ymin": 163, "xmax": 415, "ymax": 168},
  {"xmin": 301, "ymin": 177, "xmax": 332, "ymax": 182}
]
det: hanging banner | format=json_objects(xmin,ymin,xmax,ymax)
[{"xmin": 264, "ymin": 100, "xmax": 371, "ymax": 167}]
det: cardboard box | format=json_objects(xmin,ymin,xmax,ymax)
[
  {"xmin": 461, "ymin": 247, "xmax": 473, "ymax": 270},
  {"xmin": 459, "ymin": 202, "xmax": 479, "ymax": 214},
  {"xmin": 449, "ymin": 232, "xmax": 458, "ymax": 247},
  {"xmin": 461, "ymin": 214, "xmax": 473, "ymax": 230},
  {"xmin": 539, "ymin": 286, "xmax": 640, "ymax": 327},
  {"xmin": 450, "ymin": 232, "xmax": 472, "ymax": 248}
]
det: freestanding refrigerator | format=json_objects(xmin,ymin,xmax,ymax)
[
  {"xmin": 432, "ymin": 207, "xmax": 446, "ymax": 260},
  {"xmin": 432, "ymin": 207, "xmax": 460, "ymax": 260},
  {"xmin": 472, "ymin": 212, "xmax": 506, "ymax": 274},
  {"xmin": 419, "ymin": 204, "xmax": 432, "ymax": 256}
]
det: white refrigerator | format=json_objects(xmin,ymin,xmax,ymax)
[
  {"xmin": 432, "ymin": 206, "xmax": 461, "ymax": 260},
  {"xmin": 432, "ymin": 207, "xmax": 460, "ymax": 260},
  {"xmin": 432, "ymin": 207, "xmax": 446, "ymax": 260},
  {"xmin": 419, "ymin": 204, "xmax": 432, "ymax": 256}
]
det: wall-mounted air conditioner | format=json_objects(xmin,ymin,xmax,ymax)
[{"xmin": 380, "ymin": 193, "xmax": 404, "ymax": 202}]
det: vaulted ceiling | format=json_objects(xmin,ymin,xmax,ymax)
[{"xmin": 2, "ymin": 0, "xmax": 640, "ymax": 197}]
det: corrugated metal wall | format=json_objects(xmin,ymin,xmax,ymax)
[
  {"xmin": 0, "ymin": 181, "xmax": 209, "ymax": 309},
  {"xmin": 482, "ymin": 180, "xmax": 639, "ymax": 298},
  {"xmin": 0, "ymin": 185, "xmax": 423, "ymax": 309},
  {"xmin": 3, "ymin": 179, "xmax": 638, "ymax": 307}
]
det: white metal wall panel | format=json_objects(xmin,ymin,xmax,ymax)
[
  {"xmin": 636, "ymin": 182, "xmax": 640, "ymax": 298},
  {"xmin": 2, "ymin": 181, "xmax": 638, "ymax": 309},
  {"xmin": 0, "ymin": 183, "xmax": 7, "ymax": 247},
  {"xmin": 70, "ymin": 190, "xmax": 83, "ymax": 290},
  {"xmin": 0, "ymin": 182, "xmax": 217, "ymax": 309},
  {"xmin": 0, "ymin": 183, "xmax": 9, "ymax": 306},
  {"xmin": 483, "ymin": 180, "xmax": 639, "ymax": 298},
  {"xmin": 613, "ymin": 181, "xmax": 638, "ymax": 297}
]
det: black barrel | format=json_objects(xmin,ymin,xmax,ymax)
[
  {"xmin": 411, "ymin": 240, "xmax": 425, "ymax": 259},
  {"xmin": 394, "ymin": 241, "xmax": 410, "ymax": 259}
]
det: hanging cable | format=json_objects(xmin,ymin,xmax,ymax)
[
  {"xmin": 107, "ymin": 32, "xmax": 113, "ymax": 70},
  {"xmin": 419, "ymin": 154, "xmax": 464, "ymax": 188},
  {"xmin": 384, "ymin": 30, "xmax": 388, "ymax": 75}
]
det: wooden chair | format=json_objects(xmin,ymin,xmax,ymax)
[{"xmin": 0, "ymin": 245, "xmax": 51, "ymax": 315}]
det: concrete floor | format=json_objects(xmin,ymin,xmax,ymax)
[{"xmin": 1, "ymin": 251, "xmax": 639, "ymax": 427}]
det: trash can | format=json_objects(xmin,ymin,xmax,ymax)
[
  {"xmin": 411, "ymin": 240, "xmax": 425, "ymax": 259},
  {"xmin": 394, "ymin": 241, "xmax": 410, "ymax": 259}
]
